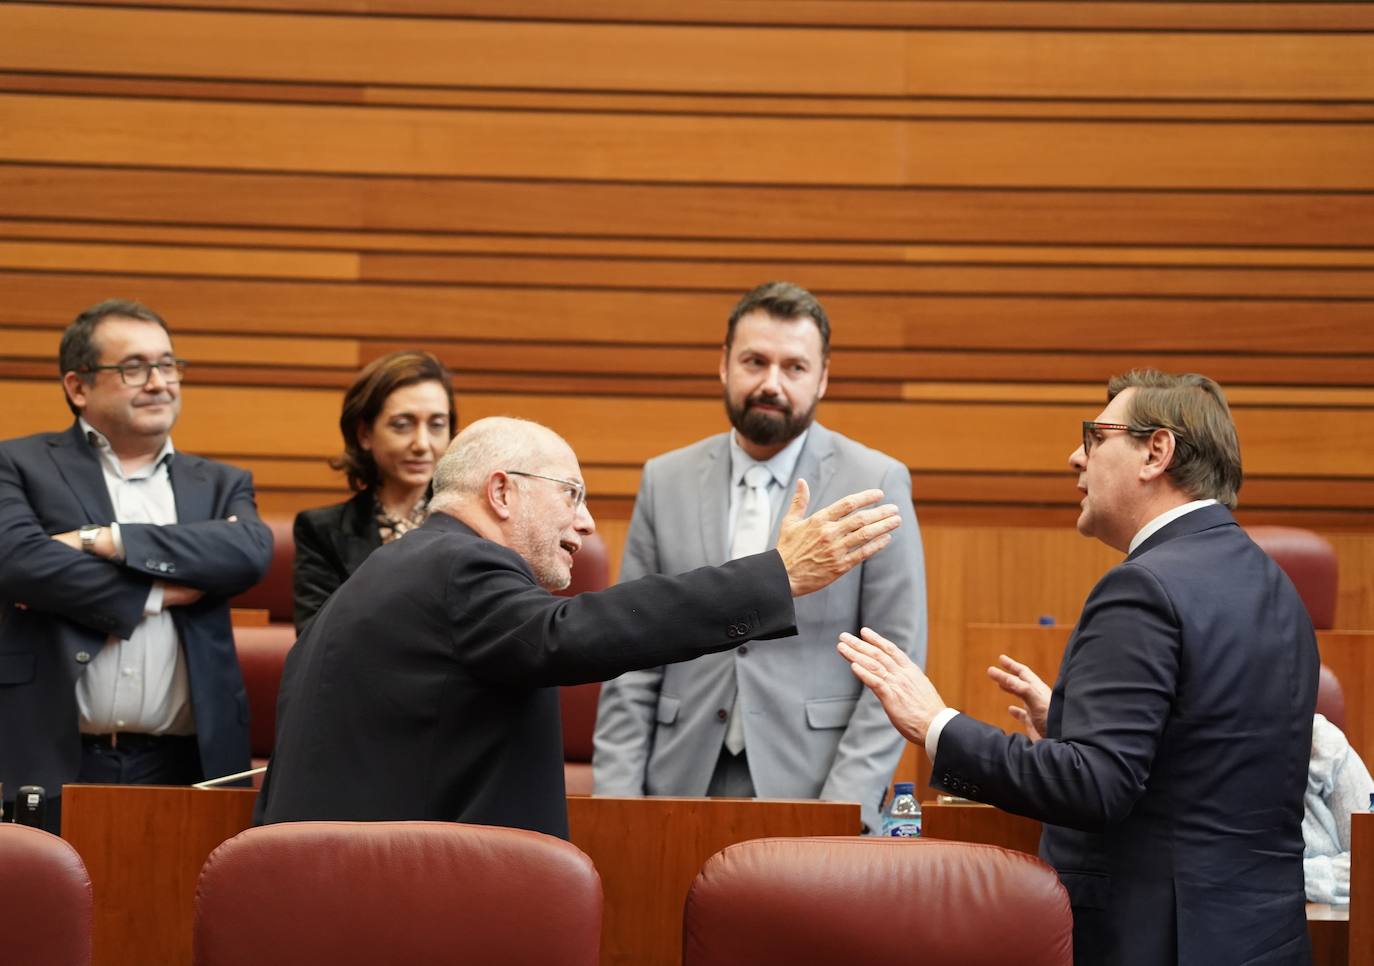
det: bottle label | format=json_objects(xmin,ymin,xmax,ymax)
[{"xmin": 885, "ymin": 823, "xmax": 920, "ymax": 837}]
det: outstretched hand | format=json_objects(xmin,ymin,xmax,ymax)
[
  {"xmin": 837, "ymin": 626, "xmax": 946, "ymax": 745},
  {"xmin": 774, "ymin": 480, "xmax": 901, "ymax": 597},
  {"xmin": 987, "ymin": 654, "xmax": 1050, "ymax": 741}
]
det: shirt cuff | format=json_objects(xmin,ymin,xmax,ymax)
[
  {"xmin": 109, "ymin": 522, "xmax": 126, "ymax": 561},
  {"xmin": 925, "ymin": 707, "xmax": 961, "ymax": 761},
  {"xmin": 144, "ymin": 581, "xmax": 165, "ymax": 617}
]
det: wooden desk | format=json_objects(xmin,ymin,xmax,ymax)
[
  {"xmin": 61, "ymin": 785, "xmax": 257, "ymax": 966},
  {"xmin": 61, "ymin": 786, "xmax": 858, "ymax": 966},
  {"xmin": 964, "ymin": 624, "xmax": 1373, "ymax": 764},
  {"xmin": 1353, "ymin": 812, "xmax": 1374, "ymax": 966},
  {"xmin": 569, "ymin": 796, "xmax": 857, "ymax": 966}
]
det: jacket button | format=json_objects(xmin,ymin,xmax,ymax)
[
  {"xmin": 716, "ymin": 708, "xmax": 728, "ymax": 721},
  {"xmin": 145, "ymin": 559, "xmax": 157, "ymax": 568},
  {"xmin": 75, "ymin": 651, "xmax": 91, "ymax": 664},
  {"xmin": 165, "ymin": 563, "xmax": 176, "ymax": 574},
  {"xmin": 726, "ymin": 626, "xmax": 738, "ymax": 638}
]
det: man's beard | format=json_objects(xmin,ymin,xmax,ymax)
[
  {"xmin": 512, "ymin": 515, "xmax": 571, "ymax": 592},
  {"xmin": 725, "ymin": 390, "xmax": 817, "ymax": 448}
]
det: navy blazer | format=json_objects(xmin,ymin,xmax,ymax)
[
  {"xmin": 934, "ymin": 505, "xmax": 1318, "ymax": 966},
  {"xmin": 0, "ymin": 423, "xmax": 273, "ymax": 801},
  {"xmin": 256, "ymin": 512, "xmax": 798, "ymax": 838}
]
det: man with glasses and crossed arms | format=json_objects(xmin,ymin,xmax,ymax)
[
  {"xmin": 0, "ymin": 299, "xmax": 272, "ymax": 831},
  {"xmin": 839, "ymin": 369, "xmax": 1318, "ymax": 966}
]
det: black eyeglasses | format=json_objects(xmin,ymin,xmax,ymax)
[
  {"xmin": 81, "ymin": 359, "xmax": 187, "ymax": 387},
  {"xmin": 506, "ymin": 470, "xmax": 587, "ymax": 508},
  {"xmin": 1081, "ymin": 420, "xmax": 1179, "ymax": 457}
]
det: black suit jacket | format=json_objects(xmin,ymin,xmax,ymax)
[
  {"xmin": 934, "ymin": 505, "xmax": 1318, "ymax": 966},
  {"xmin": 292, "ymin": 491, "xmax": 381, "ymax": 633},
  {"xmin": 0, "ymin": 423, "xmax": 274, "ymax": 801},
  {"xmin": 256, "ymin": 512, "xmax": 797, "ymax": 838}
]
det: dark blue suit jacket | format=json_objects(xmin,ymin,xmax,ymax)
[
  {"xmin": 0, "ymin": 423, "xmax": 273, "ymax": 802},
  {"xmin": 934, "ymin": 504, "xmax": 1318, "ymax": 966}
]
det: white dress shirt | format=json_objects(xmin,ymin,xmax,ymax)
[{"xmin": 75, "ymin": 420, "xmax": 194, "ymax": 736}]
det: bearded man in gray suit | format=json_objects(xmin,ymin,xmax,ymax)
[{"xmin": 593, "ymin": 281, "xmax": 926, "ymax": 832}]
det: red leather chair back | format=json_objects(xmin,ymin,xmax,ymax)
[
  {"xmin": 230, "ymin": 513, "xmax": 295, "ymax": 623},
  {"xmin": 195, "ymin": 822, "xmax": 602, "ymax": 966},
  {"xmin": 0, "ymin": 824, "xmax": 92, "ymax": 966},
  {"xmin": 1245, "ymin": 525, "xmax": 1339, "ymax": 629},
  {"xmin": 684, "ymin": 837, "xmax": 1073, "ymax": 966},
  {"xmin": 233, "ymin": 624, "xmax": 296, "ymax": 771},
  {"xmin": 1317, "ymin": 664, "xmax": 1347, "ymax": 731},
  {"xmin": 556, "ymin": 531, "xmax": 611, "ymax": 793}
]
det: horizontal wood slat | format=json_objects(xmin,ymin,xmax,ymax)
[
  {"xmin": 4, "ymin": 94, "xmax": 1372, "ymax": 189},
  {"xmin": 8, "ymin": 7, "xmax": 1374, "ymax": 100},
  {"xmin": 4, "ymin": 273, "xmax": 1373, "ymax": 355},
  {"xmin": 6, "ymin": 238, "xmax": 1374, "ymax": 298},
  {"xmin": 37, "ymin": 0, "xmax": 1374, "ymax": 31},
  {"xmin": 3, "ymin": 380, "xmax": 1370, "ymax": 479},
  {"xmin": 5, "ymin": 166, "xmax": 1372, "ymax": 248},
  {"xmin": 9, "ymin": 73, "xmax": 1374, "ymax": 123}
]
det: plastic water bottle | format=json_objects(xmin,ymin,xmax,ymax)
[{"xmin": 879, "ymin": 781, "xmax": 921, "ymax": 837}]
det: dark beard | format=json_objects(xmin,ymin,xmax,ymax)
[{"xmin": 725, "ymin": 391, "xmax": 817, "ymax": 448}]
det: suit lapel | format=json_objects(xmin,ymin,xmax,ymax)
[
  {"xmin": 169, "ymin": 452, "xmax": 213, "ymax": 523},
  {"xmin": 697, "ymin": 436, "xmax": 730, "ymax": 563},
  {"xmin": 1127, "ymin": 503, "xmax": 1235, "ymax": 561},
  {"xmin": 335, "ymin": 492, "xmax": 382, "ymax": 570},
  {"xmin": 774, "ymin": 424, "xmax": 835, "ymax": 542},
  {"xmin": 47, "ymin": 423, "xmax": 117, "ymax": 523}
]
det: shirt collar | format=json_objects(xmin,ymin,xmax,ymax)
[
  {"xmin": 728, "ymin": 428, "xmax": 809, "ymax": 490},
  {"xmin": 81, "ymin": 417, "xmax": 175, "ymax": 480},
  {"xmin": 1128, "ymin": 499, "xmax": 1218, "ymax": 554}
]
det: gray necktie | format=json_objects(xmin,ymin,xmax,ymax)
[{"xmin": 725, "ymin": 464, "xmax": 773, "ymax": 755}]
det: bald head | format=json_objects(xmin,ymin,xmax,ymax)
[
  {"xmin": 429, "ymin": 416, "xmax": 594, "ymax": 591},
  {"xmin": 430, "ymin": 416, "xmax": 570, "ymax": 510}
]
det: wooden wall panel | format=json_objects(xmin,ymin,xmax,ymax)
[{"xmin": 1, "ymin": 3, "xmax": 1371, "ymax": 563}]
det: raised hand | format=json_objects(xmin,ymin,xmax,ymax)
[
  {"xmin": 988, "ymin": 654, "xmax": 1050, "ymax": 741},
  {"xmin": 774, "ymin": 480, "xmax": 901, "ymax": 597},
  {"xmin": 837, "ymin": 626, "xmax": 946, "ymax": 744}
]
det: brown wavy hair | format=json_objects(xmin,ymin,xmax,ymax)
[
  {"xmin": 1108, "ymin": 368, "xmax": 1242, "ymax": 509},
  {"xmin": 333, "ymin": 350, "xmax": 456, "ymax": 492}
]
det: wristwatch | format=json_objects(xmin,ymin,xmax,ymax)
[{"xmin": 79, "ymin": 525, "xmax": 101, "ymax": 554}]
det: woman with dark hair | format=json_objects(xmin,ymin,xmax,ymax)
[{"xmin": 292, "ymin": 350, "xmax": 456, "ymax": 631}]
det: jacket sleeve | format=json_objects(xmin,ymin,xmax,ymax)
[
  {"xmin": 292, "ymin": 509, "xmax": 344, "ymax": 633},
  {"xmin": 0, "ymin": 444, "xmax": 148, "ymax": 639},
  {"xmin": 447, "ymin": 528, "xmax": 797, "ymax": 691},
  {"xmin": 118, "ymin": 465, "xmax": 273, "ymax": 597},
  {"xmin": 819, "ymin": 459, "xmax": 927, "ymax": 831},
  {"xmin": 591, "ymin": 467, "xmax": 667, "ymax": 795},
  {"xmin": 932, "ymin": 563, "xmax": 1180, "ymax": 831}
]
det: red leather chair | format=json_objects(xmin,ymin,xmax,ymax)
[
  {"xmin": 230, "ymin": 513, "xmax": 295, "ymax": 624},
  {"xmin": 1317, "ymin": 664, "xmax": 1347, "ymax": 731},
  {"xmin": 1245, "ymin": 525, "xmax": 1339, "ymax": 629},
  {"xmin": 0, "ymin": 824, "xmax": 93, "ymax": 966},
  {"xmin": 684, "ymin": 837, "xmax": 1073, "ymax": 966},
  {"xmin": 556, "ymin": 531, "xmax": 611, "ymax": 794},
  {"xmin": 233, "ymin": 624, "xmax": 296, "ymax": 785},
  {"xmin": 194, "ymin": 821, "xmax": 602, "ymax": 966}
]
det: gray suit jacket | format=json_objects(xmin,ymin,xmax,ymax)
[{"xmin": 592, "ymin": 423, "xmax": 925, "ymax": 831}]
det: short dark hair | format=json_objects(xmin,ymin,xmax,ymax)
[
  {"xmin": 725, "ymin": 281, "xmax": 830, "ymax": 356},
  {"xmin": 1107, "ymin": 368, "xmax": 1243, "ymax": 509},
  {"xmin": 58, "ymin": 299, "xmax": 171, "ymax": 415},
  {"xmin": 333, "ymin": 350, "xmax": 457, "ymax": 492}
]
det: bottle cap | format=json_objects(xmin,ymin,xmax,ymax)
[{"xmin": 893, "ymin": 781, "xmax": 915, "ymax": 796}]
